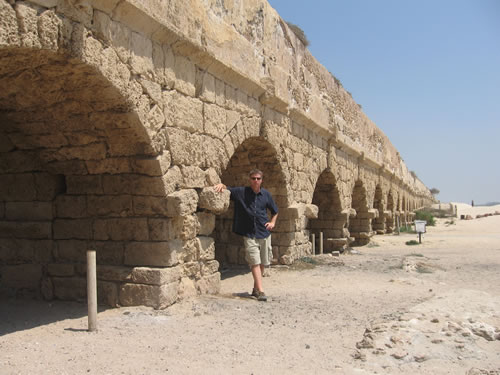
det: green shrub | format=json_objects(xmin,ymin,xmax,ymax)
[
  {"xmin": 286, "ymin": 22, "xmax": 310, "ymax": 47},
  {"xmin": 398, "ymin": 226, "xmax": 416, "ymax": 233},
  {"xmin": 405, "ymin": 240, "xmax": 420, "ymax": 246},
  {"xmin": 415, "ymin": 210, "xmax": 436, "ymax": 226}
]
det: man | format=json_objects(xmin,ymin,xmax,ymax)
[{"xmin": 214, "ymin": 169, "xmax": 278, "ymax": 301}]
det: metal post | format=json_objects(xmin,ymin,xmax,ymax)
[
  {"xmin": 311, "ymin": 233, "xmax": 315, "ymax": 256},
  {"xmin": 87, "ymin": 250, "xmax": 97, "ymax": 332},
  {"xmin": 418, "ymin": 232, "xmax": 422, "ymax": 244},
  {"xmin": 319, "ymin": 232, "xmax": 323, "ymax": 255}
]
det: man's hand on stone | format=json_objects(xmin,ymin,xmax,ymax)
[{"xmin": 214, "ymin": 183, "xmax": 226, "ymax": 193}]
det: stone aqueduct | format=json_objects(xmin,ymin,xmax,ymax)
[{"xmin": 0, "ymin": 0, "xmax": 433, "ymax": 308}]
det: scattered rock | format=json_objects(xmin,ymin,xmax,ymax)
[{"xmin": 391, "ymin": 350, "xmax": 408, "ymax": 360}]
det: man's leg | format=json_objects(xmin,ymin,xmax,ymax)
[
  {"xmin": 244, "ymin": 237, "xmax": 264, "ymax": 293},
  {"xmin": 251, "ymin": 264, "xmax": 264, "ymax": 292}
]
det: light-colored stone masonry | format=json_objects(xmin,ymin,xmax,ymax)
[{"xmin": 0, "ymin": 0, "xmax": 433, "ymax": 308}]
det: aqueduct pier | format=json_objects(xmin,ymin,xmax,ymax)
[{"xmin": 0, "ymin": 0, "xmax": 433, "ymax": 308}]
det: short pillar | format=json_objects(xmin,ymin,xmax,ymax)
[
  {"xmin": 311, "ymin": 233, "xmax": 315, "ymax": 256},
  {"xmin": 87, "ymin": 250, "xmax": 97, "ymax": 332},
  {"xmin": 319, "ymin": 232, "xmax": 323, "ymax": 255}
]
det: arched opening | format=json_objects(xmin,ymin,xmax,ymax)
[
  {"xmin": 309, "ymin": 169, "xmax": 346, "ymax": 252},
  {"xmin": 385, "ymin": 190, "xmax": 395, "ymax": 233},
  {"xmin": 0, "ymin": 48, "xmax": 172, "ymax": 308},
  {"xmin": 372, "ymin": 185, "xmax": 385, "ymax": 234},
  {"xmin": 348, "ymin": 180, "xmax": 372, "ymax": 246},
  {"xmin": 214, "ymin": 137, "xmax": 289, "ymax": 269}
]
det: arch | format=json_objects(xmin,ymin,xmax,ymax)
[
  {"xmin": 0, "ymin": 47, "xmax": 174, "ymax": 307},
  {"xmin": 308, "ymin": 169, "xmax": 346, "ymax": 252},
  {"xmin": 214, "ymin": 137, "xmax": 289, "ymax": 268},
  {"xmin": 348, "ymin": 180, "xmax": 372, "ymax": 246},
  {"xmin": 372, "ymin": 185, "xmax": 385, "ymax": 234}
]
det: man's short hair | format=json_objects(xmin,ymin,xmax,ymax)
[{"xmin": 249, "ymin": 169, "xmax": 263, "ymax": 178}]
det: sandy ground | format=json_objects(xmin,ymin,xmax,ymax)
[{"xmin": 1, "ymin": 204, "xmax": 499, "ymax": 375}]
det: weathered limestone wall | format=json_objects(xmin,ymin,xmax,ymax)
[{"xmin": 0, "ymin": 0, "xmax": 433, "ymax": 308}]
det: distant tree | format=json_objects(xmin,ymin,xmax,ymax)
[
  {"xmin": 430, "ymin": 188, "xmax": 440, "ymax": 196},
  {"xmin": 286, "ymin": 21, "xmax": 310, "ymax": 47},
  {"xmin": 410, "ymin": 170, "xmax": 418, "ymax": 179}
]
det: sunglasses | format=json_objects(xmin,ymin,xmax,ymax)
[{"xmin": 250, "ymin": 177, "xmax": 262, "ymax": 180}]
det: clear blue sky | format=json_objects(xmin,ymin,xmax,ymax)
[{"xmin": 267, "ymin": 0, "xmax": 500, "ymax": 204}]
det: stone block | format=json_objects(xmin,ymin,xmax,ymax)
[
  {"xmin": 92, "ymin": 218, "xmax": 149, "ymax": 241},
  {"xmin": 182, "ymin": 262, "xmax": 201, "ymax": 278},
  {"xmin": 166, "ymin": 189, "xmax": 198, "ymax": 217},
  {"xmin": 0, "ymin": 264, "xmax": 42, "ymax": 289},
  {"xmin": 5, "ymin": 202, "xmax": 53, "ymax": 220},
  {"xmin": 163, "ymin": 90, "xmax": 202, "ymax": 132},
  {"xmin": 52, "ymin": 276, "xmax": 87, "ymax": 301},
  {"xmin": 173, "ymin": 55, "xmax": 196, "ymax": 97},
  {"xmin": 0, "ymin": 221, "xmax": 52, "ymax": 239},
  {"xmin": 124, "ymin": 241, "xmax": 180, "ymax": 267},
  {"xmin": 85, "ymin": 158, "xmax": 132, "ymax": 174},
  {"xmin": 133, "ymin": 196, "xmax": 169, "ymax": 216},
  {"xmin": 0, "ymin": 174, "xmax": 36, "ymax": 200},
  {"xmin": 198, "ymin": 187, "xmax": 230, "ymax": 214},
  {"xmin": 204, "ymin": 103, "xmax": 227, "ymax": 138},
  {"xmin": 15, "ymin": 2, "xmax": 41, "ymax": 48},
  {"xmin": 119, "ymin": 282, "xmax": 178, "ymax": 309},
  {"xmin": 180, "ymin": 238, "xmax": 198, "ymax": 263},
  {"xmin": 304, "ymin": 204, "xmax": 319, "ymax": 219},
  {"xmin": 87, "ymin": 195, "xmax": 133, "ymax": 217},
  {"xmin": 53, "ymin": 219, "xmax": 91, "ymax": 239},
  {"xmin": 102, "ymin": 175, "xmax": 167, "ymax": 196},
  {"xmin": 66, "ymin": 175, "xmax": 103, "ymax": 194},
  {"xmin": 198, "ymin": 236, "xmax": 215, "ymax": 260},
  {"xmin": 201, "ymin": 260, "xmax": 219, "ymax": 277},
  {"xmin": 196, "ymin": 273, "xmax": 220, "ymax": 295},
  {"xmin": 197, "ymin": 212, "xmax": 215, "ymax": 235},
  {"xmin": 173, "ymin": 215, "xmax": 200, "ymax": 240},
  {"xmin": 131, "ymin": 154, "xmax": 171, "ymax": 177},
  {"xmin": 197, "ymin": 69, "xmax": 215, "ymax": 102},
  {"xmin": 97, "ymin": 265, "xmax": 133, "ymax": 282},
  {"xmin": 148, "ymin": 218, "xmax": 176, "ymax": 241},
  {"xmin": 47, "ymin": 264, "xmax": 75, "ymax": 277},
  {"xmin": 129, "ymin": 30, "xmax": 153, "ymax": 75},
  {"xmin": 177, "ymin": 277, "xmax": 197, "ymax": 300},
  {"xmin": 0, "ymin": 0, "xmax": 19, "ymax": 46},
  {"xmin": 0, "ymin": 239, "xmax": 51, "ymax": 264},
  {"xmin": 131, "ymin": 266, "xmax": 182, "ymax": 286},
  {"xmin": 54, "ymin": 240, "xmax": 87, "ymax": 262},
  {"xmin": 180, "ymin": 166, "xmax": 206, "ymax": 189},
  {"xmin": 55, "ymin": 195, "xmax": 87, "ymax": 218},
  {"xmin": 98, "ymin": 281, "xmax": 119, "ymax": 307}
]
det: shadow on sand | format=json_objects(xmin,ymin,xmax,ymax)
[{"xmin": 0, "ymin": 298, "xmax": 111, "ymax": 337}]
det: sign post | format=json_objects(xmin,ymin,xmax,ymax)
[{"xmin": 414, "ymin": 220, "xmax": 427, "ymax": 244}]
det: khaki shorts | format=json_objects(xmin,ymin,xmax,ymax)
[{"xmin": 243, "ymin": 236, "xmax": 272, "ymax": 266}]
